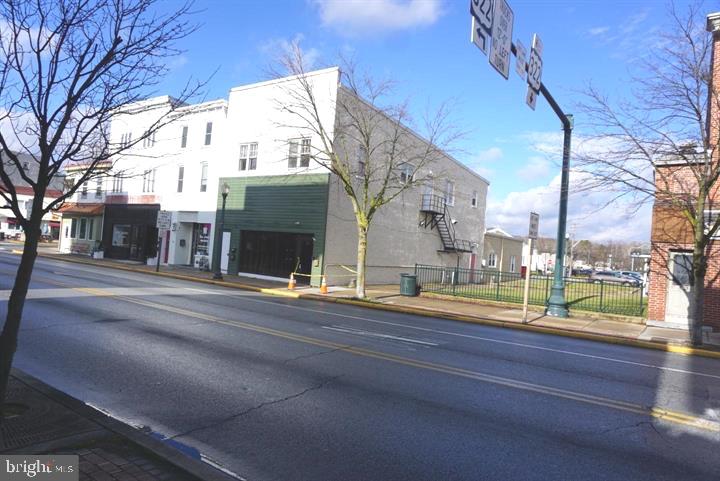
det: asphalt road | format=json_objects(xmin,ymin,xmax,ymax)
[{"xmin": 2, "ymin": 252, "xmax": 720, "ymax": 481}]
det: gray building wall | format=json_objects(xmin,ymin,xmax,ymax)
[{"xmin": 323, "ymin": 90, "xmax": 488, "ymax": 285}]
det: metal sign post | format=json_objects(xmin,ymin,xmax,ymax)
[
  {"xmin": 469, "ymin": 0, "xmax": 572, "ymax": 318},
  {"xmin": 522, "ymin": 212, "xmax": 539, "ymax": 323},
  {"xmin": 155, "ymin": 210, "xmax": 171, "ymax": 273}
]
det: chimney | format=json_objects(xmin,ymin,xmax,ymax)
[{"xmin": 706, "ymin": 12, "xmax": 720, "ymax": 148}]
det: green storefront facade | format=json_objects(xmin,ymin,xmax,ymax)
[{"xmin": 213, "ymin": 174, "xmax": 330, "ymax": 286}]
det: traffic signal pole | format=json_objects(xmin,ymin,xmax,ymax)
[{"xmin": 511, "ymin": 42, "xmax": 573, "ymax": 318}]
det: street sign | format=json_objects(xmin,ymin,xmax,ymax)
[
  {"xmin": 156, "ymin": 210, "xmax": 172, "ymax": 230},
  {"xmin": 489, "ymin": 0, "xmax": 513, "ymax": 79},
  {"xmin": 514, "ymin": 39, "xmax": 527, "ymax": 80},
  {"xmin": 470, "ymin": 0, "xmax": 494, "ymax": 32},
  {"xmin": 470, "ymin": 16, "xmax": 490, "ymax": 55},
  {"xmin": 527, "ymin": 33, "xmax": 543, "ymax": 92},
  {"xmin": 526, "ymin": 85, "xmax": 537, "ymax": 110},
  {"xmin": 528, "ymin": 212, "xmax": 540, "ymax": 239}
]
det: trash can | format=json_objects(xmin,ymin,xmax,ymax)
[{"xmin": 400, "ymin": 273, "xmax": 418, "ymax": 296}]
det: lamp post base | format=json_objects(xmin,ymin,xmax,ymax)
[{"xmin": 546, "ymin": 286, "xmax": 568, "ymax": 318}]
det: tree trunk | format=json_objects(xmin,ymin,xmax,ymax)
[
  {"xmin": 355, "ymin": 224, "xmax": 368, "ymax": 299},
  {"xmin": 0, "ymin": 226, "xmax": 40, "ymax": 423},
  {"xmin": 689, "ymin": 246, "xmax": 707, "ymax": 346}
]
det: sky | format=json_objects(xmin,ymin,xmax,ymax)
[{"xmin": 119, "ymin": 1, "xmax": 714, "ymax": 241}]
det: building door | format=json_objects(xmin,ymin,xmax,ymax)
[
  {"xmin": 665, "ymin": 252, "xmax": 693, "ymax": 326},
  {"xmin": 129, "ymin": 225, "xmax": 146, "ymax": 260},
  {"xmin": 220, "ymin": 231, "xmax": 231, "ymax": 273}
]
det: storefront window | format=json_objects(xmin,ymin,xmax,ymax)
[
  {"xmin": 79, "ymin": 218, "xmax": 87, "ymax": 239},
  {"xmin": 112, "ymin": 224, "xmax": 130, "ymax": 247},
  {"xmin": 70, "ymin": 218, "xmax": 77, "ymax": 238}
]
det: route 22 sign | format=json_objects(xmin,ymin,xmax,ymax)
[{"xmin": 470, "ymin": 0, "xmax": 494, "ymax": 55}]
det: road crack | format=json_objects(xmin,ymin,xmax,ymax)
[
  {"xmin": 169, "ymin": 375, "xmax": 341, "ymax": 441},
  {"xmin": 282, "ymin": 345, "xmax": 351, "ymax": 365}
]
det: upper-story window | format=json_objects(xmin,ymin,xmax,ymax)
[
  {"xmin": 112, "ymin": 175, "xmax": 123, "ymax": 193},
  {"xmin": 204, "ymin": 122, "xmax": 213, "ymax": 146},
  {"xmin": 444, "ymin": 179, "xmax": 455, "ymax": 206},
  {"xmin": 80, "ymin": 181, "xmax": 88, "ymax": 198},
  {"xmin": 471, "ymin": 190, "xmax": 478, "ymax": 208},
  {"xmin": 288, "ymin": 138, "xmax": 310, "ymax": 169},
  {"xmin": 181, "ymin": 126, "xmax": 188, "ymax": 148},
  {"xmin": 177, "ymin": 165, "xmax": 184, "ymax": 192},
  {"xmin": 95, "ymin": 177, "xmax": 103, "ymax": 198},
  {"xmin": 120, "ymin": 132, "xmax": 132, "ymax": 148},
  {"xmin": 142, "ymin": 131, "xmax": 156, "ymax": 148},
  {"xmin": 200, "ymin": 162, "xmax": 208, "ymax": 192},
  {"xmin": 399, "ymin": 163, "xmax": 414, "ymax": 185},
  {"xmin": 142, "ymin": 169, "xmax": 156, "ymax": 193},
  {"xmin": 239, "ymin": 142, "xmax": 258, "ymax": 171}
]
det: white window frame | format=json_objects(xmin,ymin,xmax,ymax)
[
  {"xmin": 177, "ymin": 165, "xmax": 184, "ymax": 192},
  {"xmin": 510, "ymin": 255, "xmax": 516, "ymax": 273},
  {"xmin": 80, "ymin": 181, "xmax": 88, "ymax": 198},
  {"xmin": 445, "ymin": 179, "xmax": 455, "ymax": 206},
  {"xmin": 112, "ymin": 175, "xmax": 123, "ymax": 193},
  {"xmin": 488, "ymin": 252, "xmax": 497, "ymax": 268},
  {"xmin": 399, "ymin": 163, "xmax": 414, "ymax": 185},
  {"xmin": 288, "ymin": 138, "xmax": 311, "ymax": 169},
  {"xmin": 200, "ymin": 162, "xmax": 208, "ymax": 192},
  {"xmin": 239, "ymin": 142, "xmax": 258, "ymax": 171},
  {"xmin": 181, "ymin": 125, "xmax": 188, "ymax": 148},
  {"xmin": 142, "ymin": 169, "xmax": 156, "ymax": 193},
  {"xmin": 120, "ymin": 132, "xmax": 132, "ymax": 147},
  {"xmin": 204, "ymin": 122, "xmax": 213, "ymax": 146},
  {"xmin": 95, "ymin": 177, "xmax": 103, "ymax": 198},
  {"xmin": 142, "ymin": 131, "xmax": 156, "ymax": 148},
  {"xmin": 705, "ymin": 210, "xmax": 720, "ymax": 239}
]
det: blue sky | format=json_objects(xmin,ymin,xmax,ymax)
[{"xmin": 153, "ymin": 0, "xmax": 701, "ymax": 242}]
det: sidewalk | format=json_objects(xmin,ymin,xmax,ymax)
[
  {"xmin": 1, "ymin": 370, "xmax": 237, "ymax": 481},
  {"xmin": 30, "ymin": 251, "xmax": 720, "ymax": 357}
]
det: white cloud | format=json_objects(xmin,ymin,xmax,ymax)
[
  {"xmin": 588, "ymin": 26, "xmax": 610, "ymax": 36},
  {"xmin": 475, "ymin": 146, "xmax": 503, "ymax": 162},
  {"xmin": 465, "ymin": 146, "xmax": 502, "ymax": 179},
  {"xmin": 310, "ymin": 0, "xmax": 443, "ymax": 35},
  {"xmin": 516, "ymin": 156, "xmax": 551, "ymax": 180},
  {"xmin": 260, "ymin": 34, "xmax": 321, "ymax": 71},
  {"xmin": 486, "ymin": 169, "xmax": 651, "ymax": 242}
]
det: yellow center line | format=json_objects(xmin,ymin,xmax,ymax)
[{"xmin": 14, "ymin": 272, "xmax": 720, "ymax": 434}]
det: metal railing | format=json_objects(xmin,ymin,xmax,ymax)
[
  {"xmin": 420, "ymin": 194, "xmax": 473, "ymax": 252},
  {"xmin": 414, "ymin": 264, "xmax": 646, "ymax": 317}
]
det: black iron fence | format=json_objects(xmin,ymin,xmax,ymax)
[{"xmin": 414, "ymin": 264, "xmax": 646, "ymax": 317}]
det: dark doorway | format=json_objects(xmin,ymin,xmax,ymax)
[{"xmin": 238, "ymin": 230, "xmax": 314, "ymax": 283}]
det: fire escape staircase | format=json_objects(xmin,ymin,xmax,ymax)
[{"xmin": 420, "ymin": 194, "xmax": 474, "ymax": 253}]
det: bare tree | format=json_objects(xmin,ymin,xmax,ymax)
[
  {"xmin": 0, "ymin": 0, "xmax": 200, "ymax": 419},
  {"xmin": 574, "ymin": 2, "xmax": 720, "ymax": 344},
  {"xmin": 275, "ymin": 46, "xmax": 462, "ymax": 298}
]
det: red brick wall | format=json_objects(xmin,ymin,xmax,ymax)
[{"xmin": 647, "ymin": 19, "xmax": 720, "ymax": 328}]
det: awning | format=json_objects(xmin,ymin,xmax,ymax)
[{"xmin": 57, "ymin": 203, "xmax": 105, "ymax": 216}]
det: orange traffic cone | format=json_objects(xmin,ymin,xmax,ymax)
[
  {"xmin": 320, "ymin": 275, "xmax": 328, "ymax": 294},
  {"xmin": 288, "ymin": 273, "xmax": 296, "ymax": 290}
]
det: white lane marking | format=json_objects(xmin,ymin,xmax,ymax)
[
  {"xmin": 214, "ymin": 294, "xmax": 720, "ymax": 380},
  {"xmin": 321, "ymin": 325, "xmax": 438, "ymax": 346},
  {"xmin": 20, "ymin": 255, "xmax": 720, "ymax": 380}
]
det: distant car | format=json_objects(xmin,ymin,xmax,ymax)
[
  {"xmin": 620, "ymin": 271, "xmax": 644, "ymax": 283},
  {"xmin": 588, "ymin": 271, "xmax": 641, "ymax": 287},
  {"xmin": 572, "ymin": 268, "xmax": 592, "ymax": 277}
]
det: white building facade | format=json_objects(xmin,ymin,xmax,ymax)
[{"xmin": 67, "ymin": 68, "xmax": 489, "ymax": 285}]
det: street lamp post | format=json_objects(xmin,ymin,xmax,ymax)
[{"xmin": 213, "ymin": 182, "xmax": 230, "ymax": 280}]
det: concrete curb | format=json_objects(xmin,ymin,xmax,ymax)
[
  {"xmin": 29, "ymin": 251, "xmax": 720, "ymax": 360},
  {"xmin": 11, "ymin": 369, "xmax": 241, "ymax": 481}
]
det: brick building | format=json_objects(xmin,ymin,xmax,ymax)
[{"xmin": 647, "ymin": 12, "xmax": 720, "ymax": 332}]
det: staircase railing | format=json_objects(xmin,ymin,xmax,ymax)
[{"xmin": 420, "ymin": 194, "xmax": 473, "ymax": 252}]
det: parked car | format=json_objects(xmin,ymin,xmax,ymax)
[
  {"xmin": 572, "ymin": 268, "xmax": 593, "ymax": 277},
  {"xmin": 620, "ymin": 271, "xmax": 644, "ymax": 283},
  {"xmin": 588, "ymin": 271, "xmax": 641, "ymax": 287}
]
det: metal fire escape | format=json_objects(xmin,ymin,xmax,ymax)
[{"xmin": 420, "ymin": 194, "xmax": 473, "ymax": 253}]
